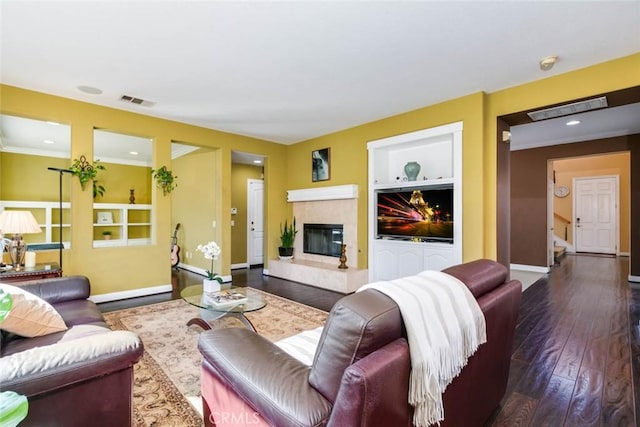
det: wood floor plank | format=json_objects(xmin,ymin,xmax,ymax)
[
  {"xmin": 565, "ymin": 366, "xmax": 603, "ymax": 427},
  {"xmin": 489, "ymin": 392, "xmax": 537, "ymax": 427},
  {"xmin": 530, "ymin": 375, "xmax": 574, "ymax": 426}
]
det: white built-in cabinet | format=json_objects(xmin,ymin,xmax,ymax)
[{"xmin": 367, "ymin": 122, "xmax": 463, "ymax": 281}]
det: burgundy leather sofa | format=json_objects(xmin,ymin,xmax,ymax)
[
  {"xmin": 0, "ymin": 276, "xmax": 143, "ymax": 427},
  {"xmin": 198, "ymin": 259, "xmax": 522, "ymax": 427}
]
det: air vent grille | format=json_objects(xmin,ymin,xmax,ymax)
[
  {"xmin": 119, "ymin": 95, "xmax": 156, "ymax": 108},
  {"xmin": 527, "ymin": 96, "xmax": 607, "ymax": 121}
]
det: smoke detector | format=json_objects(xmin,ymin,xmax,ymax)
[
  {"xmin": 527, "ymin": 96, "xmax": 608, "ymax": 121},
  {"xmin": 539, "ymin": 55, "xmax": 558, "ymax": 71}
]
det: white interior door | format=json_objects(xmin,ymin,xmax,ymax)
[
  {"xmin": 247, "ymin": 179, "xmax": 264, "ymax": 266},
  {"xmin": 574, "ymin": 176, "xmax": 618, "ymax": 254}
]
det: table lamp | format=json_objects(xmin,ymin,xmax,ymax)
[{"xmin": 0, "ymin": 210, "xmax": 42, "ymax": 271}]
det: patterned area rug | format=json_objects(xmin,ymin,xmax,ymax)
[{"xmin": 104, "ymin": 289, "xmax": 328, "ymax": 427}]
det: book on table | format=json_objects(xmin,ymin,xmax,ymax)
[{"xmin": 204, "ymin": 289, "xmax": 248, "ymax": 308}]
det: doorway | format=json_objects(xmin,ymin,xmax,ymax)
[{"xmin": 231, "ymin": 151, "xmax": 265, "ymax": 269}]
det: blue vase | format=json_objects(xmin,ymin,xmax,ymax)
[{"xmin": 404, "ymin": 162, "xmax": 421, "ymax": 181}]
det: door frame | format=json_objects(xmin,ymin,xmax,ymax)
[{"xmin": 572, "ymin": 174, "xmax": 619, "ymax": 255}]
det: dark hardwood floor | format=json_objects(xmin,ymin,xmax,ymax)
[
  {"xmin": 488, "ymin": 254, "xmax": 637, "ymax": 426},
  {"xmin": 98, "ymin": 255, "xmax": 638, "ymax": 426}
]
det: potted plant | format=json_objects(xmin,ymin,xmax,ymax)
[
  {"xmin": 102, "ymin": 230, "xmax": 112, "ymax": 240},
  {"xmin": 70, "ymin": 155, "xmax": 106, "ymax": 199},
  {"xmin": 196, "ymin": 240, "xmax": 223, "ymax": 292},
  {"xmin": 278, "ymin": 217, "xmax": 298, "ymax": 259},
  {"xmin": 151, "ymin": 166, "xmax": 178, "ymax": 195}
]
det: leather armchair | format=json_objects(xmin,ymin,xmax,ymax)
[{"xmin": 198, "ymin": 259, "xmax": 522, "ymax": 427}]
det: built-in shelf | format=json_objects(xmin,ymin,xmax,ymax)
[
  {"xmin": 367, "ymin": 122, "xmax": 463, "ymax": 281},
  {"xmin": 93, "ymin": 203, "xmax": 152, "ymax": 248},
  {"xmin": 0, "ymin": 200, "xmax": 71, "ymax": 248}
]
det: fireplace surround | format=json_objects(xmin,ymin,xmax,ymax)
[{"xmin": 267, "ymin": 184, "xmax": 368, "ymax": 293}]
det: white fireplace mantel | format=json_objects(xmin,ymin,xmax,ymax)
[{"xmin": 287, "ymin": 184, "xmax": 358, "ymax": 202}]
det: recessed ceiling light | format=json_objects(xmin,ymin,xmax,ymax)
[
  {"xmin": 253, "ymin": 160, "xmax": 262, "ymax": 164},
  {"xmin": 566, "ymin": 120, "xmax": 581, "ymax": 126},
  {"xmin": 77, "ymin": 85, "xmax": 103, "ymax": 95},
  {"xmin": 129, "ymin": 151, "xmax": 139, "ymax": 155},
  {"xmin": 43, "ymin": 139, "xmax": 55, "ymax": 144}
]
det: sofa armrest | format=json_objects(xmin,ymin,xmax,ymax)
[
  {"xmin": 14, "ymin": 276, "xmax": 91, "ymax": 304},
  {"xmin": 199, "ymin": 328, "xmax": 332, "ymax": 427},
  {"xmin": 328, "ymin": 338, "xmax": 412, "ymax": 427},
  {"xmin": 0, "ymin": 327, "xmax": 143, "ymax": 397}
]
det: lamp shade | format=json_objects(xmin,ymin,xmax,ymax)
[{"xmin": 0, "ymin": 211, "xmax": 42, "ymax": 234}]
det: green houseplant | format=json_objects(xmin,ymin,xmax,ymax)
[
  {"xmin": 70, "ymin": 155, "xmax": 106, "ymax": 199},
  {"xmin": 151, "ymin": 166, "xmax": 178, "ymax": 195},
  {"xmin": 102, "ymin": 230, "xmax": 112, "ymax": 240},
  {"xmin": 278, "ymin": 217, "xmax": 298, "ymax": 259}
]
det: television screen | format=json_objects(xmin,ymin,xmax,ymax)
[{"xmin": 376, "ymin": 187, "xmax": 453, "ymax": 242}]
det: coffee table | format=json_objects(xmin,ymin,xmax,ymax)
[{"xmin": 181, "ymin": 285, "xmax": 266, "ymax": 332}]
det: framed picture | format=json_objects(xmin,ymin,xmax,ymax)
[
  {"xmin": 97, "ymin": 211, "xmax": 113, "ymax": 224},
  {"xmin": 312, "ymin": 148, "xmax": 331, "ymax": 182}
]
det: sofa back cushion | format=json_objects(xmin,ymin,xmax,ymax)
[
  {"xmin": 309, "ymin": 289, "xmax": 402, "ymax": 402},
  {"xmin": 442, "ymin": 259, "xmax": 508, "ymax": 298}
]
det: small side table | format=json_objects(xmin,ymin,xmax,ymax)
[{"xmin": 0, "ymin": 263, "xmax": 62, "ymax": 283}]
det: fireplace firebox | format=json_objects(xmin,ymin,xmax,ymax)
[{"xmin": 303, "ymin": 223, "xmax": 343, "ymax": 258}]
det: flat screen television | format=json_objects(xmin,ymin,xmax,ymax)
[{"xmin": 376, "ymin": 186, "xmax": 454, "ymax": 243}]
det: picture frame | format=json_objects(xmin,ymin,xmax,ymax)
[
  {"xmin": 312, "ymin": 148, "xmax": 331, "ymax": 182},
  {"xmin": 97, "ymin": 211, "xmax": 113, "ymax": 224}
]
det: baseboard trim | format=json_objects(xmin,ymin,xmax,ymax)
[
  {"xmin": 263, "ymin": 268, "xmax": 269, "ymax": 276},
  {"xmin": 231, "ymin": 263, "xmax": 248, "ymax": 270},
  {"xmin": 510, "ymin": 263, "xmax": 550, "ymax": 273},
  {"xmin": 619, "ymin": 252, "xmax": 630, "ymax": 257},
  {"xmin": 90, "ymin": 284, "xmax": 172, "ymax": 304},
  {"xmin": 177, "ymin": 262, "xmax": 232, "ymax": 283},
  {"xmin": 629, "ymin": 275, "xmax": 640, "ymax": 283}
]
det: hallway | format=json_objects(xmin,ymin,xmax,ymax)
[{"xmin": 489, "ymin": 254, "xmax": 638, "ymax": 426}]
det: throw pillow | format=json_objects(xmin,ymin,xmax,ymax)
[{"xmin": 0, "ymin": 283, "xmax": 67, "ymax": 337}]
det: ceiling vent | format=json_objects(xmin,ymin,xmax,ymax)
[
  {"xmin": 527, "ymin": 96, "xmax": 608, "ymax": 121},
  {"xmin": 119, "ymin": 95, "xmax": 156, "ymax": 108}
]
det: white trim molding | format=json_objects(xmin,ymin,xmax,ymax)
[
  {"xmin": 629, "ymin": 275, "xmax": 640, "ymax": 283},
  {"xmin": 287, "ymin": 184, "xmax": 358, "ymax": 202},
  {"xmin": 90, "ymin": 284, "xmax": 172, "ymax": 303},
  {"xmin": 177, "ymin": 262, "xmax": 232, "ymax": 283},
  {"xmin": 231, "ymin": 263, "xmax": 249, "ymax": 270},
  {"xmin": 510, "ymin": 263, "xmax": 550, "ymax": 273}
]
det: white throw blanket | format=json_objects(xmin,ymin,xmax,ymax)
[{"xmin": 358, "ymin": 270, "xmax": 486, "ymax": 427}]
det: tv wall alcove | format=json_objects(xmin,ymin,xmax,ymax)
[{"xmin": 367, "ymin": 121, "xmax": 463, "ymax": 281}]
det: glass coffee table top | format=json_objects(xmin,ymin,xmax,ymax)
[{"xmin": 180, "ymin": 285, "xmax": 266, "ymax": 331}]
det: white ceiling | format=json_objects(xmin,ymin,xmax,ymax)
[{"xmin": 1, "ymin": 1, "xmax": 639, "ymax": 148}]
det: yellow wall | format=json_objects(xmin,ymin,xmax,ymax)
[
  {"xmin": 2, "ymin": 52, "xmax": 638, "ymax": 293},
  {"xmin": 554, "ymin": 152, "xmax": 630, "ymax": 252},
  {"xmin": 1, "ymin": 153, "xmax": 71, "ymax": 201},
  {"xmin": 230, "ymin": 164, "xmax": 264, "ymax": 265},
  {"xmin": 0, "ymin": 84, "xmax": 288, "ymax": 295}
]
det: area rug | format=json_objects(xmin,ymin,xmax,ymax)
[{"xmin": 104, "ymin": 289, "xmax": 328, "ymax": 427}]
